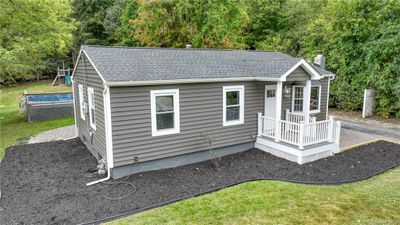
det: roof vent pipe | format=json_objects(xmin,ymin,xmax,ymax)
[
  {"xmin": 313, "ymin": 54, "xmax": 326, "ymax": 69},
  {"xmin": 185, "ymin": 44, "xmax": 192, "ymax": 49}
]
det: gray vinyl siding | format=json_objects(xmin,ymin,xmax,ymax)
[
  {"xmin": 73, "ymin": 54, "xmax": 107, "ymax": 159},
  {"xmin": 281, "ymin": 67, "xmax": 329, "ymax": 121},
  {"xmin": 110, "ymin": 82, "xmax": 264, "ymax": 167},
  {"xmin": 286, "ymin": 67, "xmax": 310, "ymax": 81},
  {"xmin": 316, "ymin": 77, "xmax": 329, "ymax": 121}
]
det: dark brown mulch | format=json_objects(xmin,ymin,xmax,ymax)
[{"xmin": 0, "ymin": 139, "xmax": 399, "ymax": 225}]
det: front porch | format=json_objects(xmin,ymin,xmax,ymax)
[
  {"xmin": 256, "ymin": 72, "xmax": 341, "ymax": 163},
  {"xmin": 256, "ymin": 111, "xmax": 341, "ymax": 164}
]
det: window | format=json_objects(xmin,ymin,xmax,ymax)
[
  {"xmin": 266, "ymin": 89, "xmax": 276, "ymax": 98},
  {"xmin": 150, "ymin": 89, "xmax": 180, "ymax": 136},
  {"xmin": 78, "ymin": 84, "xmax": 85, "ymax": 120},
  {"xmin": 87, "ymin": 87, "xmax": 96, "ymax": 130},
  {"xmin": 292, "ymin": 86, "xmax": 304, "ymax": 112},
  {"xmin": 223, "ymin": 86, "xmax": 244, "ymax": 126},
  {"xmin": 310, "ymin": 86, "xmax": 321, "ymax": 112}
]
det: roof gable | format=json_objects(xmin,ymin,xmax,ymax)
[{"xmin": 279, "ymin": 59, "xmax": 323, "ymax": 81}]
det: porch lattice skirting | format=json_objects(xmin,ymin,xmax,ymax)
[{"xmin": 256, "ymin": 112, "xmax": 341, "ymax": 164}]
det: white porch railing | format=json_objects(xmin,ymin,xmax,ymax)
[
  {"xmin": 285, "ymin": 109, "xmax": 316, "ymax": 123},
  {"xmin": 257, "ymin": 113, "xmax": 341, "ymax": 149}
]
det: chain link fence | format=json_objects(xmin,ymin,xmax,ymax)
[{"xmin": 21, "ymin": 93, "xmax": 74, "ymax": 122}]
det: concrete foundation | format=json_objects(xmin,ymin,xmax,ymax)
[{"xmin": 111, "ymin": 142, "xmax": 255, "ymax": 179}]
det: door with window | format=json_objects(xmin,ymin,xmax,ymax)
[
  {"xmin": 264, "ymin": 85, "xmax": 276, "ymax": 118},
  {"xmin": 264, "ymin": 85, "xmax": 276, "ymax": 134}
]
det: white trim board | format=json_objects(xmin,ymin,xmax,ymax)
[
  {"xmin": 103, "ymin": 86, "xmax": 114, "ymax": 168},
  {"xmin": 255, "ymin": 137, "xmax": 339, "ymax": 164},
  {"xmin": 279, "ymin": 59, "xmax": 323, "ymax": 81},
  {"xmin": 71, "ymin": 50, "xmax": 82, "ymax": 80},
  {"xmin": 106, "ymin": 77, "xmax": 279, "ymax": 87}
]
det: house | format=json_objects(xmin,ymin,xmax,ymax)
[{"xmin": 71, "ymin": 45, "xmax": 341, "ymax": 180}]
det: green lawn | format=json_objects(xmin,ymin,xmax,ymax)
[
  {"xmin": 0, "ymin": 80, "xmax": 74, "ymax": 159},
  {"xmin": 108, "ymin": 167, "xmax": 400, "ymax": 225}
]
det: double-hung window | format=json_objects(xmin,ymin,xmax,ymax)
[
  {"xmin": 223, "ymin": 86, "xmax": 244, "ymax": 126},
  {"xmin": 292, "ymin": 86, "xmax": 304, "ymax": 112},
  {"xmin": 310, "ymin": 86, "xmax": 321, "ymax": 113},
  {"xmin": 87, "ymin": 87, "xmax": 96, "ymax": 130},
  {"xmin": 150, "ymin": 89, "xmax": 180, "ymax": 136},
  {"xmin": 292, "ymin": 85, "xmax": 321, "ymax": 113},
  {"xmin": 78, "ymin": 84, "xmax": 85, "ymax": 120}
]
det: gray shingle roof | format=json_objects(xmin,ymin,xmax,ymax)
[
  {"xmin": 312, "ymin": 64, "xmax": 334, "ymax": 76},
  {"xmin": 81, "ymin": 45, "xmax": 333, "ymax": 83}
]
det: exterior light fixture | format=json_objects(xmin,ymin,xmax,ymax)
[{"xmin": 283, "ymin": 84, "xmax": 291, "ymax": 98}]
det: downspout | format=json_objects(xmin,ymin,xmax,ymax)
[
  {"xmin": 86, "ymin": 85, "xmax": 112, "ymax": 186},
  {"xmin": 86, "ymin": 165, "xmax": 111, "ymax": 186}
]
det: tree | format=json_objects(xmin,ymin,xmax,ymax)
[
  {"xmin": 0, "ymin": 0, "xmax": 76, "ymax": 83},
  {"xmin": 73, "ymin": 0, "xmax": 113, "ymax": 45},
  {"xmin": 301, "ymin": 0, "xmax": 400, "ymax": 118},
  {"xmin": 131, "ymin": 0, "xmax": 249, "ymax": 49}
]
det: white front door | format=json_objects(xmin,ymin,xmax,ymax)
[
  {"xmin": 264, "ymin": 85, "xmax": 277, "ymax": 134},
  {"xmin": 264, "ymin": 85, "xmax": 277, "ymax": 118}
]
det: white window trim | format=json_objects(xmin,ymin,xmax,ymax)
[
  {"xmin": 78, "ymin": 84, "xmax": 85, "ymax": 120},
  {"xmin": 291, "ymin": 85, "xmax": 321, "ymax": 114},
  {"xmin": 150, "ymin": 89, "xmax": 180, "ymax": 136},
  {"xmin": 87, "ymin": 87, "xmax": 96, "ymax": 130},
  {"xmin": 292, "ymin": 86, "xmax": 304, "ymax": 113},
  {"xmin": 310, "ymin": 85, "xmax": 321, "ymax": 114},
  {"xmin": 223, "ymin": 85, "xmax": 245, "ymax": 126}
]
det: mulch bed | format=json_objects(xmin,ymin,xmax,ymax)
[{"xmin": 1, "ymin": 139, "xmax": 399, "ymax": 224}]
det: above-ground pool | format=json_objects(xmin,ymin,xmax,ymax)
[
  {"xmin": 26, "ymin": 93, "xmax": 73, "ymax": 103},
  {"xmin": 22, "ymin": 92, "xmax": 74, "ymax": 122}
]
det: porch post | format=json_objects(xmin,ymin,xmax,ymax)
[
  {"xmin": 275, "ymin": 81, "xmax": 283, "ymax": 142},
  {"xmin": 335, "ymin": 121, "xmax": 342, "ymax": 144},
  {"xmin": 328, "ymin": 116, "xmax": 334, "ymax": 142},
  {"xmin": 303, "ymin": 80, "xmax": 311, "ymax": 123},
  {"xmin": 257, "ymin": 112, "xmax": 263, "ymax": 137}
]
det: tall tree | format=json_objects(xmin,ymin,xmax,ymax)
[
  {"xmin": 301, "ymin": 0, "xmax": 400, "ymax": 118},
  {"xmin": 0, "ymin": 0, "xmax": 76, "ymax": 83},
  {"xmin": 73, "ymin": 0, "xmax": 113, "ymax": 45},
  {"xmin": 131, "ymin": 0, "xmax": 249, "ymax": 49}
]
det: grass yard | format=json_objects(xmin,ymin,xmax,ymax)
[
  {"xmin": 0, "ymin": 80, "xmax": 74, "ymax": 159},
  {"xmin": 108, "ymin": 167, "xmax": 400, "ymax": 225}
]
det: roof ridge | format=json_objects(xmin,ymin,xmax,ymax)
[{"xmin": 81, "ymin": 45, "xmax": 277, "ymax": 53}]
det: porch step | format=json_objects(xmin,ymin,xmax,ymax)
[{"xmin": 255, "ymin": 136, "xmax": 339, "ymax": 164}]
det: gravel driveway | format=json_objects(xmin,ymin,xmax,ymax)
[{"xmin": 1, "ymin": 139, "xmax": 399, "ymax": 224}]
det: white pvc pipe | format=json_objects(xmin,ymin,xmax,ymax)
[{"xmin": 86, "ymin": 164, "xmax": 111, "ymax": 186}]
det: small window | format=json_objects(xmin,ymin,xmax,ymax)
[
  {"xmin": 78, "ymin": 84, "xmax": 85, "ymax": 120},
  {"xmin": 266, "ymin": 89, "xmax": 276, "ymax": 98},
  {"xmin": 151, "ymin": 89, "xmax": 180, "ymax": 136},
  {"xmin": 223, "ymin": 86, "xmax": 244, "ymax": 126},
  {"xmin": 87, "ymin": 87, "xmax": 96, "ymax": 130},
  {"xmin": 292, "ymin": 86, "xmax": 304, "ymax": 112},
  {"xmin": 310, "ymin": 86, "xmax": 321, "ymax": 112}
]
